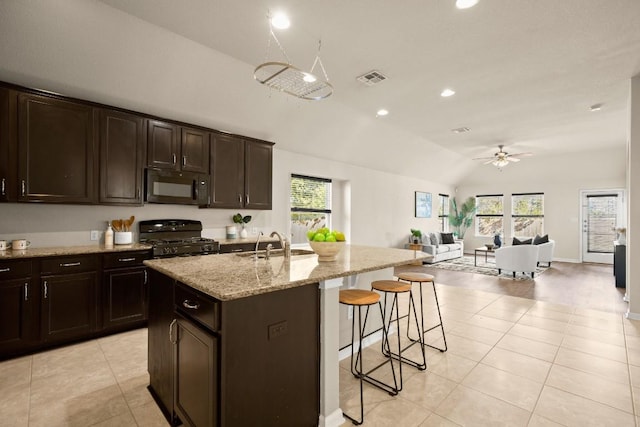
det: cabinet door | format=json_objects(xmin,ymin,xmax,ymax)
[
  {"xmin": 174, "ymin": 315, "xmax": 218, "ymax": 427},
  {"xmin": 180, "ymin": 127, "xmax": 209, "ymax": 174},
  {"xmin": 0, "ymin": 87, "xmax": 17, "ymax": 202},
  {"xmin": 147, "ymin": 119, "xmax": 178, "ymax": 170},
  {"xmin": 41, "ymin": 272, "xmax": 97, "ymax": 342},
  {"xmin": 147, "ymin": 269, "xmax": 176, "ymax": 423},
  {"xmin": 18, "ymin": 93, "xmax": 97, "ymax": 203},
  {"xmin": 103, "ymin": 267, "xmax": 147, "ymax": 329},
  {"xmin": 99, "ymin": 109, "xmax": 145, "ymax": 204},
  {"xmin": 244, "ymin": 139, "xmax": 273, "ymax": 210},
  {"xmin": 0, "ymin": 278, "xmax": 33, "ymax": 354},
  {"xmin": 210, "ymin": 133, "xmax": 244, "ymax": 208}
]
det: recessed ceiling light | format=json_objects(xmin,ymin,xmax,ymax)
[
  {"xmin": 456, "ymin": 0, "xmax": 479, "ymax": 9},
  {"xmin": 441, "ymin": 88, "xmax": 456, "ymax": 97},
  {"xmin": 376, "ymin": 109, "xmax": 389, "ymax": 117},
  {"xmin": 589, "ymin": 103, "xmax": 603, "ymax": 112},
  {"xmin": 271, "ymin": 12, "xmax": 290, "ymax": 29}
]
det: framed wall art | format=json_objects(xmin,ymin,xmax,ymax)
[{"xmin": 415, "ymin": 191, "xmax": 432, "ymax": 218}]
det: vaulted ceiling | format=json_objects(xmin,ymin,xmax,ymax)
[{"xmin": 97, "ymin": 0, "xmax": 640, "ymax": 163}]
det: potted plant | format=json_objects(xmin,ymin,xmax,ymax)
[
  {"xmin": 448, "ymin": 197, "xmax": 476, "ymax": 239},
  {"xmin": 233, "ymin": 213, "xmax": 252, "ymax": 238},
  {"xmin": 410, "ymin": 229, "xmax": 422, "ymax": 244}
]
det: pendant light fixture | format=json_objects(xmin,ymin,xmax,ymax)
[{"xmin": 254, "ymin": 13, "xmax": 333, "ymax": 101}]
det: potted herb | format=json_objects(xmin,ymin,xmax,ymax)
[
  {"xmin": 410, "ymin": 229, "xmax": 422, "ymax": 244},
  {"xmin": 233, "ymin": 213, "xmax": 252, "ymax": 238}
]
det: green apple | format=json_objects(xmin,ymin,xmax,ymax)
[
  {"xmin": 325, "ymin": 235, "xmax": 337, "ymax": 242},
  {"xmin": 306, "ymin": 230, "xmax": 316, "ymax": 241},
  {"xmin": 313, "ymin": 233, "xmax": 326, "ymax": 242}
]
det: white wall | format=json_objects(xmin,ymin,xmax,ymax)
[{"xmin": 454, "ymin": 147, "xmax": 626, "ymax": 262}]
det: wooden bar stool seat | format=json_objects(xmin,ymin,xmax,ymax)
[
  {"xmin": 371, "ymin": 280, "xmax": 426, "ymax": 392},
  {"xmin": 339, "ymin": 289, "xmax": 398, "ymax": 425},
  {"xmin": 397, "ymin": 272, "xmax": 447, "ymax": 353}
]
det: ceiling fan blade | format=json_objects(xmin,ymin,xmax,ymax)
[
  {"xmin": 508, "ymin": 152, "xmax": 533, "ymax": 158},
  {"xmin": 483, "ymin": 159, "xmax": 495, "ymax": 165},
  {"xmin": 507, "ymin": 157, "xmax": 521, "ymax": 162},
  {"xmin": 472, "ymin": 156, "xmax": 496, "ymax": 161}
]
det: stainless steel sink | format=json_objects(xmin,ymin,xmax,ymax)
[{"xmin": 235, "ymin": 249, "xmax": 315, "ymax": 258}]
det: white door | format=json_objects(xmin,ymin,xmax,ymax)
[{"xmin": 581, "ymin": 190, "xmax": 625, "ymax": 264}]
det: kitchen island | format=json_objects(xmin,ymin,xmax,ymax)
[{"xmin": 145, "ymin": 244, "xmax": 429, "ymax": 426}]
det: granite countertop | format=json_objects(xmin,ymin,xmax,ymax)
[
  {"xmin": 144, "ymin": 244, "xmax": 431, "ymax": 301},
  {"xmin": 0, "ymin": 243, "xmax": 152, "ymax": 260}
]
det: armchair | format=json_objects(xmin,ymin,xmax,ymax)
[
  {"xmin": 495, "ymin": 245, "xmax": 540, "ymax": 279},
  {"xmin": 536, "ymin": 240, "xmax": 555, "ymax": 267}
]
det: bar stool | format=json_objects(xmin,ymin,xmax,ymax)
[
  {"xmin": 371, "ymin": 280, "xmax": 426, "ymax": 392},
  {"xmin": 339, "ymin": 289, "xmax": 399, "ymax": 425},
  {"xmin": 397, "ymin": 272, "xmax": 447, "ymax": 352}
]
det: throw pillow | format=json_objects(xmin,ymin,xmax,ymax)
[
  {"xmin": 513, "ymin": 237, "xmax": 532, "ymax": 245},
  {"xmin": 533, "ymin": 234, "xmax": 549, "ymax": 245},
  {"xmin": 429, "ymin": 232, "xmax": 439, "ymax": 246},
  {"xmin": 441, "ymin": 233, "xmax": 455, "ymax": 244}
]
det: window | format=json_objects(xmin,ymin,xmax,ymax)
[
  {"xmin": 290, "ymin": 174, "xmax": 332, "ymax": 244},
  {"xmin": 512, "ymin": 193, "xmax": 544, "ymax": 238},
  {"xmin": 438, "ymin": 194, "xmax": 449, "ymax": 232},
  {"xmin": 475, "ymin": 194, "xmax": 503, "ymax": 237}
]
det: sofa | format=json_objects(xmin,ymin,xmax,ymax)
[{"xmin": 407, "ymin": 232, "xmax": 464, "ymax": 264}]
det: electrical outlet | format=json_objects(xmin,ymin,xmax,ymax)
[
  {"xmin": 90, "ymin": 230, "xmax": 100, "ymax": 241},
  {"xmin": 268, "ymin": 320, "xmax": 288, "ymax": 340}
]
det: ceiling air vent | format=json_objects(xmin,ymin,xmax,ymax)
[{"xmin": 356, "ymin": 70, "xmax": 388, "ymax": 86}]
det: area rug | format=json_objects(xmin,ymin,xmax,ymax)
[{"xmin": 413, "ymin": 255, "xmax": 548, "ymax": 280}]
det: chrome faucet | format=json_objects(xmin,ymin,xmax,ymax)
[{"xmin": 269, "ymin": 231, "xmax": 285, "ymax": 251}]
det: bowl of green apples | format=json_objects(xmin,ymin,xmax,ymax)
[{"xmin": 307, "ymin": 228, "xmax": 346, "ymax": 262}]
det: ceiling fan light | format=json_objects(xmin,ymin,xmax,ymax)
[
  {"xmin": 376, "ymin": 109, "xmax": 389, "ymax": 117},
  {"xmin": 441, "ymin": 88, "xmax": 456, "ymax": 97},
  {"xmin": 492, "ymin": 159, "xmax": 509, "ymax": 168},
  {"xmin": 302, "ymin": 72, "xmax": 317, "ymax": 83}
]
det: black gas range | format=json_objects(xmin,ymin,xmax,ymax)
[{"xmin": 139, "ymin": 219, "xmax": 220, "ymax": 258}]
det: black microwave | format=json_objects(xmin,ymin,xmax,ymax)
[{"xmin": 145, "ymin": 168, "xmax": 209, "ymax": 206}]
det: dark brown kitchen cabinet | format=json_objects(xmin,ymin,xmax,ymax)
[
  {"xmin": 40, "ymin": 255, "xmax": 98, "ymax": 343},
  {"xmin": 99, "ymin": 109, "xmax": 146, "ymax": 205},
  {"xmin": 18, "ymin": 93, "xmax": 97, "ymax": 203},
  {"xmin": 210, "ymin": 133, "xmax": 273, "ymax": 209},
  {"xmin": 147, "ymin": 120, "xmax": 209, "ymax": 174},
  {"xmin": 102, "ymin": 251, "xmax": 150, "ymax": 330},
  {"xmin": 148, "ymin": 276, "xmax": 319, "ymax": 426},
  {"xmin": 0, "ymin": 86, "xmax": 18, "ymax": 202},
  {"xmin": 0, "ymin": 260, "xmax": 34, "ymax": 355},
  {"xmin": 174, "ymin": 313, "xmax": 218, "ymax": 427}
]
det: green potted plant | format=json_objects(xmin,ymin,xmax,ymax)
[
  {"xmin": 410, "ymin": 229, "xmax": 422, "ymax": 244},
  {"xmin": 233, "ymin": 213, "xmax": 252, "ymax": 238},
  {"xmin": 448, "ymin": 197, "xmax": 476, "ymax": 239}
]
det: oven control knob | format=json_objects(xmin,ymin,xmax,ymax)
[
  {"xmin": 203, "ymin": 244, "xmax": 213, "ymax": 252},
  {"xmin": 171, "ymin": 247, "xmax": 178, "ymax": 254},
  {"xmin": 163, "ymin": 247, "xmax": 171, "ymax": 255}
]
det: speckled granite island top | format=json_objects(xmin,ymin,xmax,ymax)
[{"xmin": 144, "ymin": 244, "xmax": 430, "ymax": 301}]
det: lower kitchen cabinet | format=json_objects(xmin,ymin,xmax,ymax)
[
  {"xmin": 102, "ymin": 251, "xmax": 150, "ymax": 331},
  {"xmin": 41, "ymin": 271, "xmax": 97, "ymax": 342},
  {"xmin": 148, "ymin": 274, "xmax": 319, "ymax": 426},
  {"xmin": 174, "ymin": 314, "xmax": 218, "ymax": 427},
  {"xmin": 0, "ymin": 260, "xmax": 34, "ymax": 354}
]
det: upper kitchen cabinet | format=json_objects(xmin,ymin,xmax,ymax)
[
  {"xmin": 18, "ymin": 93, "xmax": 97, "ymax": 204},
  {"xmin": 210, "ymin": 133, "xmax": 273, "ymax": 210},
  {"xmin": 0, "ymin": 86, "xmax": 17, "ymax": 202},
  {"xmin": 99, "ymin": 109, "xmax": 146, "ymax": 205},
  {"xmin": 147, "ymin": 119, "xmax": 209, "ymax": 174}
]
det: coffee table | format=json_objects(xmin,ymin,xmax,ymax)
[{"xmin": 474, "ymin": 247, "xmax": 496, "ymax": 266}]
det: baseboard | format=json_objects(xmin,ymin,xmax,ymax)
[{"xmin": 626, "ymin": 310, "xmax": 640, "ymax": 320}]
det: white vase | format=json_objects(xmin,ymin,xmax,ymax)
[{"xmin": 239, "ymin": 227, "xmax": 248, "ymax": 238}]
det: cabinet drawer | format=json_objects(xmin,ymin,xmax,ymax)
[
  {"xmin": 0, "ymin": 260, "xmax": 32, "ymax": 280},
  {"xmin": 175, "ymin": 282, "xmax": 219, "ymax": 332},
  {"xmin": 103, "ymin": 251, "xmax": 150, "ymax": 269},
  {"xmin": 41, "ymin": 255, "xmax": 97, "ymax": 274}
]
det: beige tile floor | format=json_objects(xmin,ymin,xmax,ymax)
[{"xmin": 2, "ymin": 281, "xmax": 639, "ymax": 426}]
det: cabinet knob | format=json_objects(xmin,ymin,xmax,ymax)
[
  {"xmin": 169, "ymin": 319, "xmax": 177, "ymax": 344},
  {"xmin": 1, "ymin": 178, "xmax": 5, "ymax": 196},
  {"xmin": 60, "ymin": 262, "xmax": 81, "ymax": 267},
  {"xmin": 182, "ymin": 156, "xmax": 186, "ymax": 167},
  {"xmin": 172, "ymin": 154, "xmax": 177, "ymax": 165},
  {"xmin": 24, "ymin": 283, "xmax": 28, "ymax": 301},
  {"xmin": 21, "ymin": 180, "xmax": 26, "ymax": 197},
  {"xmin": 43, "ymin": 281, "xmax": 48, "ymax": 299},
  {"xmin": 246, "ymin": 194, "xmax": 250, "ymax": 205}
]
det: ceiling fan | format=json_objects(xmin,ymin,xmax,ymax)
[{"xmin": 473, "ymin": 145, "xmax": 533, "ymax": 169}]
